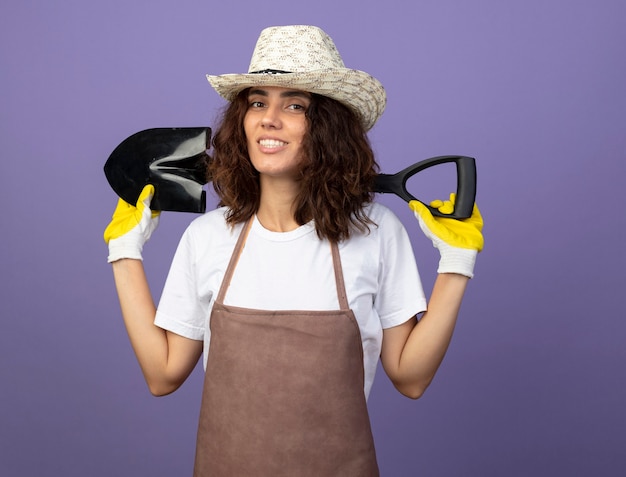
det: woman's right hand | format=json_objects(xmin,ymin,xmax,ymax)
[{"xmin": 103, "ymin": 185, "xmax": 160, "ymax": 263}]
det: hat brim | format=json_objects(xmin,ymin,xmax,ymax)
[{"xmin": 207, "ymin": 68, "xmax": 386, "ymax": 131}]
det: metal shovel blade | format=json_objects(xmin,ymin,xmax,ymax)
[{"xmin": 104, "ymin": 127, "xmax": 211, "ymax": 213}]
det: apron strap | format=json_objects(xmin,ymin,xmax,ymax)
[
  {"xmin": 215, "ymin": 217, "xmax": 350, "ymax": 311},
  {"xmin": 215, "ymin": 217, "xmax": 254, "ymax": 305},
  {"xmin": 330, "ymin": 241, "xmax": 350, "ymax": 311}
]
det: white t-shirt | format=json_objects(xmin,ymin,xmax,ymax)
[{"xmin": 155, "ymin": 202, "xmax": 427, "ymax": 398}]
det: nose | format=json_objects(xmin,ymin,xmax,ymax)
[{"xmin": 261, "ymin": 104, "xmax": 282, "ymax": 129}]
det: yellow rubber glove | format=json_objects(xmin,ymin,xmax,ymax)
[
  {"xmin": 103, "ymin": 185, "xmax": 160, "ymax": 263},
  {"xmin": 409, "ymin": 193, "xmax": 484, "ymax": 278}
]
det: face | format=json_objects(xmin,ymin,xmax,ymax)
[{"xmin": 244, "ymin": 86, "xmax": 311, "ymax": 181}]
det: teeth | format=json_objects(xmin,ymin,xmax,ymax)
[{"xmin": 259, "ymin": 139, "xmax": 286, "ymax": 148}]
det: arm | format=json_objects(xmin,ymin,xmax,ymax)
[
  {"xmin": 112, "ymin": 259, "xmax": 202, "ymax": 396},
  {"xmin": 104, "ymin": 186, "xmax": 202, "ymax": 396},
  {"xmin": 381, "ymin": 273, "xmax": 468, "ymax": 399},
  {"xmin": 380, "ymin": 194, "xmax": 483, "ymax": 399}
]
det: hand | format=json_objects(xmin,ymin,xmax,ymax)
[
  {"xmin": 103, "ymin": 185, "xmax": 161, "ymax": 263},
  {"xmin": 409, "ymin": 193, "xmax": 484, "ymax": 278}
]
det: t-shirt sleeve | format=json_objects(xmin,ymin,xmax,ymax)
[
  {"xmin": 375, "ymin": 209, "xmax": 427, "ymax": 329},
  {"xmin": 154, "ymin": 226, "xmax": 207, "ymax": 341}
]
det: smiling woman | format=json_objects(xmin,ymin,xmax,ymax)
[
  {"xmin": 102, "ymin": 25, "xmax": 484, "ymax": 476},
  {"xmin": 245, "ymin": 87, "xmax": 309, "ymax": 182},
  {"xmin": 210, "ymin": 83, "xmax": 380, "ymax": 242}
]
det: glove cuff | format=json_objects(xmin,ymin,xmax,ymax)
[
  {"xmin": 107, "ymin": 236, "xmax": 143, "ymax": 263},
  {"xmin": 437, "ymin": 244, "xmax": 477, "ymax": 278}
]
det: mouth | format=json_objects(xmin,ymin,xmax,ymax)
[{"xmin": 258, "ymin": 138, "xmax": 287, "ymax": 149}]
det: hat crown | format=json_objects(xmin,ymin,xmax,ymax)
[
  {"xmin": 247, "ymin": 25, "xmax": 346, "ymax": 73},
  {"xmin": 207, "ymin": 25, "xmax": 386, "ymax": 130}
]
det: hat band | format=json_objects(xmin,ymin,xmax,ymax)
[{"xmin": 250, "ymin": 69, "xmax": 292, "ymax": 75}]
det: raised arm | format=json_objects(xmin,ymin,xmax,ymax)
[
  {"xmin": 380, "ymin": 194, "xmax": 484, "ymax": 399},
  {"xmin": 104, "ymin": 186, "xmax": 202, "ymax": 396}
]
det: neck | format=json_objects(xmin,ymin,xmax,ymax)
[{"xmin": 256, "ymin": 176, "xmax": 301, "ymax": 232}]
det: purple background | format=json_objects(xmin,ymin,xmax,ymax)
[{"xmin": 2, "ymin": 0, "xmax": 625, "ymax": 475}]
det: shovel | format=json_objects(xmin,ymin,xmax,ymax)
[
  {"xmin": 104, "ymin": 127, "xmax": 210, "ymax": 213},
  {"xmin": 373, "ymin": 155, "xmax": 476, "ymax": 218},
  {"xmin": 104, "ymin": 127, "xmax": 476, "ymax": 219}
]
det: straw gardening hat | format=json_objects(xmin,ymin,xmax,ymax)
[{"xmin": 207, "ymin": 25, "xmax": 387, "ymax": 131}]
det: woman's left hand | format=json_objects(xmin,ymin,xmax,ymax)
[{"xmin": 409, "ymin": 193, "xmax": 484, "ymax": 278}]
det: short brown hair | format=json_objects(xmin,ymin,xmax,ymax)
[{"xmin": 208, "ymin": 89, "xmax": 378, "ymax": 242}]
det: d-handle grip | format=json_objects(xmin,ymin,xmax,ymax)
[{"xmin": 373, "ymin": 155, "xmax": 477, "ymax": 219}]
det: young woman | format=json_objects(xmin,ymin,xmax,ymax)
[{"xmin": 104, "ymin": 25, "xmax": 483, "ymax": 477}]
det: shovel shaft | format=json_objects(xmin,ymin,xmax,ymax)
[{"xmin": 105, "ymin": 129, "xmax": 477, "ymax": 218}]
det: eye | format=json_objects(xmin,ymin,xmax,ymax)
[
  {"xmin": 287, "ymin": 103, "xmax": 307, "ymax": 112},
  {"xmin": 249, "ymin": 100, "xmax": 265, "ymax": 109}
]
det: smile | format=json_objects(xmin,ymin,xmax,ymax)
[{"xmin": 259, "ymin": 139, "xmax": 287, "ymax": 148}]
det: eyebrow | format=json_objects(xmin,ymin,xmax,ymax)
[{"xmin": 248, "ymin": 88, "xmax": 311, "ymax": 100}]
